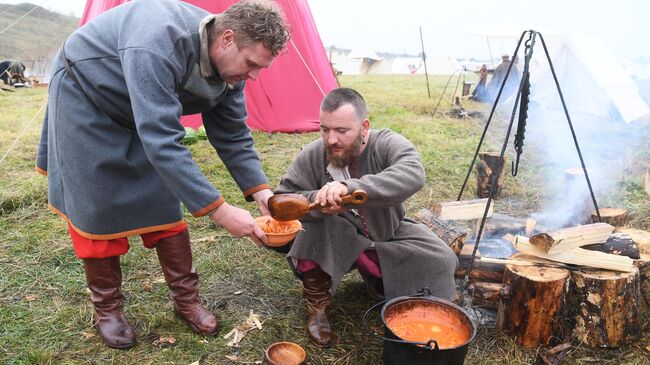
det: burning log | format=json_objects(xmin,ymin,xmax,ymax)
[
  {"xmin": 432, "ymin": 198, "xmax": 493, "ymax": 220},
  {"xmin": 569, "ymin": 268, "xmax": 641, "ymax": 348},
  {"xmin": 475, "ymin": 152, "xmax": 507, "ymax": 199},
  {"xmin": 614, "ymin": 227, "xmax": 650, "ymax": 254},
  {"xmin": 635, "ymin": 254, "xmax": 650, "ymax": 314},
  {"xmin": 475, "ymin": 213, "xmax": 533, "ymax": 237},
  {"xmin": 583, "ymin": 233, "xmax": 640, "ymax": 259},
  {"xmin": 528, "ymin": 223, "xmax": 614, "ymax": 254},
  {"xmin": 590, "ymin": 207, "xmax": 628, "ymax": 227},
  {"xmin": 414, "ymin": 209, "xmax": 471, "ymax": 254},
  {"xmin": 496, "ymin": 263, "xmax": 571, "ymax": 348}
]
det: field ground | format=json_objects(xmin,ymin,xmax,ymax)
[{"xmin": 1, "ymin": 75, "xmax": 649, "ymax": 364}]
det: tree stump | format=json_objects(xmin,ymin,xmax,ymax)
[
  {"xmin": 635, "ymin": 254, "xmax": 650, "ymax": 314},
  {"xmin": 570, "ymin": 268, "xmax": 641, "ymax": 347},
  {"xmin": 476, "ymin": 152, "xmax": 507, "ymax": 199},
  {"xmin": 496, "ymin": 264, "xmax": 571, "ymax": 348},
  {"xmin": 590, "ymin": 207, "xmax": 628, "ymax": 227}
]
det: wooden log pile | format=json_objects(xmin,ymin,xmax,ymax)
[{"xmin": 420, "ymin": 199, "xmax": 649, "ymax": 349}]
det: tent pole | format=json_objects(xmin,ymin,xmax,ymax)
[{"xmin": 419, "ymin": 26, "xmax": 431, "ymax": 98}]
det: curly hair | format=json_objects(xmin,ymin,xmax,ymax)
[{"xmin": 211, "ymin": 0, "xmax": 291, "ymax": 57}]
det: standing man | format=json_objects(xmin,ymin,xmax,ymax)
[
  {"xmin": 487, "ymin": 54, "xmax": 521, "ymax": 101},
  {"xmin": 275, "ymin": 88, "xmax": 458, "ymax": 347},
  {"xmin": 35, "ymin": 0, "xmax": 290, "ymax": 349}
]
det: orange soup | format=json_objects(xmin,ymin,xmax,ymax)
[
  {"xmin": 386, "ymin": 317, "xmax": 469, "ymax": 349},
  {"xmin": 257, "ymin": 217, "xmax": 300, "ymax": 234}
]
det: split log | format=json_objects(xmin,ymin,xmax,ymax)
[
  {"xmin": 635, "ymin": 254, "xmax": 650, "ymax": 314},
  {"xmin": 515, "ymin": 236, "xmax": 635, "ymax": 272},
  {"xmin": 475, "ymin": 152, "xmax": 507, "ymax": 199},
  {"xmin": 590, "ymin": 207, "xmax": 628, "ymax": 227},
  {"xmin": 614, "ymin": 227, "xmax": 650, "ymax": 254},
  {"xmin": 570, "ymin": 268, "xmax": 641, "ymax": 347},
  {"xmin": 468, "ymin": 281, "xmax": 509, "ymax": 309},
  {"xmin": 432, "ymin": 198, "xmax": 493, "ymax": 220},
  {"xmin": 564, "ymin": 167, "xmax": 594, "ymax": 225},
  {"xmin": 528, "ymin": 223, "xmax": 614, "ymax": 254},
  {"xmin": 496, "ymin": 264, "xmax": 571, "ymax": 348},
  {"xmin": 414, "ymin": 209, "xmax": 471, "ymax": 254}
]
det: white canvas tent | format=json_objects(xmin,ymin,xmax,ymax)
[
  {"xmin": 416, "ymin": 55, "xmax": 461, "ymax": 75},
  {"xmin": 529, "ymin": 34, "xmax": 650, "ymax": 123}
]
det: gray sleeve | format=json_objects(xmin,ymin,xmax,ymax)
[
  {"xmin": 202, "ymin": 81, "xmax": 269, "ymax": 199},
  {"xmin": 120, "ymin": 47, "xmax": 221, "ymax": 215},
  {"xmin": 344, "ymin": 132, "xmax": 425, "ymax": 208}
]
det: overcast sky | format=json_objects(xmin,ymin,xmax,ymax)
[{"xmin": 2, "ymin": 0, "xmax": 647, "ymax": 61}]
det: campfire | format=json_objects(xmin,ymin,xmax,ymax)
[{"xmin": 415, "ymin": 195, "xmax": 650, "ymax": 350}]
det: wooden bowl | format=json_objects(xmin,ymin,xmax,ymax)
[
  {"xmin": 254, "ymin": 216, "xmax": 302, "ymax": 247},
  {"xmin": 264, "ymin": 341, "xmax": 306, "ymax": 365}
]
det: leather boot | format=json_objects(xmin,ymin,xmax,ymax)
[
  {"xmin": 302, "ymin": 267, "xmax": 334, "ymax": 347},
  {"xmin": 83, "ymin": 257, "xmax": 136, "ymax": 349},
  {"xmin": 155, "ymin": 229, "xmax": 219, "ymax": 336}
]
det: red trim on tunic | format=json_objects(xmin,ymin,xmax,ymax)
[
  {"xmin": 35, "ymin": 166, "xmax": 47, "ymax": 176},
  {"xmin": 243, "ymin": 183, "xmax": 270, "ymax": 202},
  {"xmin": 192, "ymin": 196, "xmax": 225, "ymax": 217},
  {"xmin": 49, "ymin": 203, "xmax": 187, "ymax": 240},
  {"xmin": 69, "ymin": 222, "xmax": 188, "ymax": 259}
]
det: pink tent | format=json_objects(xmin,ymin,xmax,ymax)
[{"xmin": 80, "ymin": 0, "xmax": 338, "ymax": 133}]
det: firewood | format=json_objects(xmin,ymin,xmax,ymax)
[
  {"xmin": 534, "ymin": 343, "xmax": 572, "ymax": 365},
  {"xmin": 467, "ymin": 281, "xmax": 508, "ymax": 309},
  {"xmin": 525, "ymin": 218, "xmax": 536, "ymax": 236},
  {"xmin": 432, "ymin": 198, "xmax": 493, "ymax": 220},
  {"xmin": 614, "ymin": 227, "xmax": 650, "ymax": 254},
  {"xmin": 414, "ymin": 209, "xmax": 471, "ymax": 254},
  {"xmin": 455, "ymin": 244, "xmax": 506, "ymax": 283},
  {"xmin": 475, "ymin": 152, "xmax": 507, "ymax": 199},
  {"xmin": 569, "ymin": 268, "xmax": 641, "ymax": 348},
  {"xmin": 590, "ymin": 207, "xmax": 628, "ymax": 227},
  {"xmin": 635, "ymin": 254, "xmax": 650, "ymax": 314},
  {"xmin": 477, "ymin": 213, "xmax": 529, "ymax": 236},
  {"xmin": 528, "ymin": 223, "xmax": 614, "ymax": 254},
  {"xmin": 514, "ymin": 236, "xmax": 635, "ymax": 273},
  {"xmin": 496, "ymin": 264, "xmax": 571, "ymax": 348}
]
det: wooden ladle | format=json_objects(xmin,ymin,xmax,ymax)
[{"xmin": 268, "ymin": 189, "xmax": 368, "ymax": 221}]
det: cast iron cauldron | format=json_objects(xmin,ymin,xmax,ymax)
[{"xmin": 363, "ymin": 288, "xmax": 476, "ymax": 365}]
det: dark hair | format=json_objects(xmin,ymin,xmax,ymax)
[
  {"xmin": 320, "ymin": 88, "xmax": 368, "ymax": 121},
  {"xmin": 212, "ymin": 0, "xmax": 290, "ymax": 57}
]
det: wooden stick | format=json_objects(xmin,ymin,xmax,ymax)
[
  {"xmin": 479, "ymin": 257, "xmax": 571, "ymax": 269},
  {"xmin": 432, "ymin": 198, "xmax": 493, "ymax": 220}
]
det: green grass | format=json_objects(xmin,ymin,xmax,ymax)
[{"xmin": 1, "ymin": 75, "xmax": 649, "ymax": 364}]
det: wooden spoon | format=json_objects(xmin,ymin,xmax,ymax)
[{"xmin": 268, "ymin": 189, "xmax": 368, "ymax": 221}]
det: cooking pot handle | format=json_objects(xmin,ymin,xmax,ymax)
[{"xmin": 361, "ymin": 299, "xmax": 440, "ymax": 351}]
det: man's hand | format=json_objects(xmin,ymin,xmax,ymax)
[
  {"xmin": 251, "ymin": 188, "xmax": 273, "ymax": 216},
  {"xmin": 315, "ymin": 181, "xmax": 349, "ymax": 211},
  {"xmin": 210, "ymin": 202, "xmax": 268, "ymax": 247}
]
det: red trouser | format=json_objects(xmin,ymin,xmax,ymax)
[
  {"xmin": 69, "ymin": 223, "xmax": 189, "ymax": 259},
  {"xmin": 296, "ymin": 250, "xmax": 382, "ymax": 278}
]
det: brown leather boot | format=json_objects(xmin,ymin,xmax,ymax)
[
  {"xmin": 155, "ymin": 229, "xmax": 219, "ymax": 336},
  {"xmin": 302, "ymin": 267, "xmax": 334, "ymax": 347},
  {"xmin": 83, "ymin": 257, "xmax": 136, "ymax": 349}
]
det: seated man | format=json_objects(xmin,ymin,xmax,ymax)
[{"xmin": 275, "ymin": 88, "xmax": 458, "ymax": 347}]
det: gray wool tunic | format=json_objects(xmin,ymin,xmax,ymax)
[
  {"xmin": 35, "ymin": 0, "xmax": 269, "ymax": 239},
  {"xmin": 275, "ymin": 129, "xmax": 458, "ymax": 300}
]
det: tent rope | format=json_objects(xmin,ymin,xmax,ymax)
[
  {"xmin": 289, "ymin": 38, "xmax": 326, "ymax": 96},
  {"xmin": 0, "ymin": 101, "xmax": 46, "ymax": 166}
]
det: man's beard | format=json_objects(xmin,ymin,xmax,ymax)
[{"xmin": 325, "ymin": 132, "xmax": 364, "ymax": 168}]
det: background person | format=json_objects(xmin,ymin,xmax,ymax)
[
  {"xmin": 35, "ymin": 0, "xmax": 289, "ymax": 349},
  {"xmin": 275, "ymin": 88, "xmax": 458, "ymax": 347}
]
